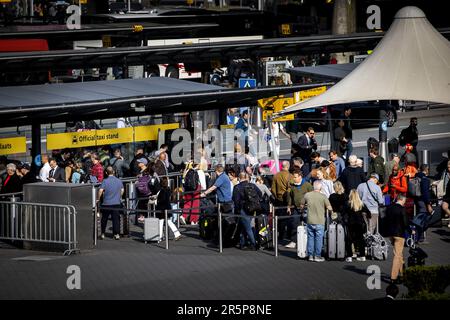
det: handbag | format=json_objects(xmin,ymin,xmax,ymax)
[{"xmin": 366, "ymin": 182, "xmax": 386, "ymax": 218}]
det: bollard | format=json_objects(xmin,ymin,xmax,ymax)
[
  {"xmin": 420, "ymin": 150, "xmax": 430, "ymax": 165},
  {"xmin": 218, "ymin": 204, "xmax": 223, "ymax": 253},
  {"xmin": 165, "ymin": 210, "xmax": 169, "ymax": 250},
  {"xmin": 274, "ymin": 216, "xmax": 278, "ymax": 258},
  {"xmin": 92, "ymin": 185, "xmax": 98, "ymax": 246},
  {"xmin": 10, "ymin": 195, "xmax": 17, "ymax": 238}
]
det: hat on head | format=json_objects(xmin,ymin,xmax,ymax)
[
  {"xmin": 21, "ymin": 163, "xmax": 31, "ymax": 170},
  {"xmin": 137, "ymin": 158, "xmax": 148, "ymax": 166},
  {"xmin": 370, "ymin": 173, "xmax": 380, "ymax": 180}
]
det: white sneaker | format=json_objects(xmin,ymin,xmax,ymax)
[
  {"xmin": 308, "ymin": 256, "xmax": 314, "ymax": 262},
  {"xmin": 346, "ymin": 257, "xmax": 352, "ymax": 262},
  {"xmin": 314, "ymin": 256, "xmax": 325, "ymax": 262},
  {"xmin": 356, "ymin": 257, "xmax": 366, "ymax": 262},
  {"xmin": 191, "ymin": 221, "xmax": 198, "ymax": 225},
  {"xmin": 285, "ymin": 241, "xmax": 296, "ymax": 249},
  {"xmin": 114, "ymin": 234, "xmax": 120, "ymax": 240}
]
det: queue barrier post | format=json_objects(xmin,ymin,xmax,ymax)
[{"xmin": 218, "ymin": 203, "xmax": 223, "ymax": 254}]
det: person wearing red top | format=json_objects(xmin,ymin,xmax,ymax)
[
  {"xmin": 90, "ymin": 154, "xmax": 104, "ymax": 183},
  {"xmin": 383, "ymin": 164, "xmax": 408, "ymax": 202},
  {"xmin": 0, "ymin": 163, "xmax": 22, "ymax": 194}
]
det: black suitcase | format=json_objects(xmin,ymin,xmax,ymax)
[
  {"xmin": 219, "ymin": 216, "xmax": 241, "ymax": 248},
  {"xmin": 367, "ymin": 137, "xmax": 379, "ymax": 153},
  {"xmin": 199, "ymin": 215, "xmax": 218, "ymax": 240},
  {"xmin": 388, "ymin": 137, "xmax": 399, "ymax": 154},
  {"xmin": 254, "ymin": 214, "xmax": 273, "ymax": 250}
]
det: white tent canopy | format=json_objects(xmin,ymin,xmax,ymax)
[{"xmin": 277, "ymin": 6, "xmax": 450, "ymax": 116}]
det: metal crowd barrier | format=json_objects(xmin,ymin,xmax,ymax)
[{"xmin": 0, "ymin": 200, "xmax": 78, "ymax": 256}]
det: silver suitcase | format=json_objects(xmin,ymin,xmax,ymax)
[
  {"xmin": 144, "ymin": 217, "xmax": 160, "ymax": 243},
  {"xmin": 297, "ymin": 224, "xmax": 308, "ymax": 259},
  {"xmin": 327, "ymin": 222, "xmax": 345, "ymax": 260}
]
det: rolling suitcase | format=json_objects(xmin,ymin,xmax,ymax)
[
  {"xmin": 297, "ymin": 224, "xmax": 307, "ymax": 259},
  {"xmin": 255, "ymin": 214, "xmax": 272, "ymax": 250},
  {"xmin": 144, "ymin": 217, "xmax": 160, "ymax": 243},
  {"xmin": 144, "ymin": 202, "xmax": 160, "ymax": 243},
  {"xmin": 327, "ymin": 222, "xmax": 345, "ymax": 260}
]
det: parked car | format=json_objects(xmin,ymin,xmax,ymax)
[{"xmin": 292, "ymin": 101, "xmax": 397, "ymax": 132}]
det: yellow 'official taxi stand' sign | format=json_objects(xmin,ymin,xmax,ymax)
[
  {"xmin": 134, "ymin": 123, "xmax": 180, "ymax": 142},
  {"xmin": 0, "ymin": 137, "xmax": 27, "ymax": 155},
  {"xmin": 47, "ymin": 123, "xmax": 179, "ymax": 150}
]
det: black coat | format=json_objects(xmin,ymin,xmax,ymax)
[
  {"xmin": 49, "ymin": 167, "xmax": 65, "ymax": 182},
  {"xmin": 155, "ymin": 187, "xmax": 172, "ymax": 219},
  {"xmin": 21, "ymin": 172, "xmax": 39, "ymax": 186},
  {"xmin": 399, "ymin": 125, "xmax": 418, "ymax": 147},
  {"xmin": 232, "ymin": 181, "xmax": 262, "ymax": 214},
  {"xmin": 329, "ymin": 193, "xmax": 348, "ymax": 215},
  {"xmin": 338, "ymin": 166, "xmax": 366, "ymax": 194},
  {"xmin": 384, "ymin": 203, "xmax": 409, "ymax": 238},
  {"xmin": 0, "ymin": 173, "xmax": 22, "ymax": 194},
  {"xmin": 297, "ymin": 134, "xmax": 317, "ymax": 163},
  {"xmin": 342, "ymin": 203, "xmax": 369, "ymax": 231}
]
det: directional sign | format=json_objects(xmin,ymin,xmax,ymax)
[
  {"xmin": 258, "ymin": 95, "xmax": 294, "ymax": 122},
  {"xmin": 294, "ymin": 86, "xmax": 327, "ymax": 103},
  {"xmin": 0, "ymin": 137, "xmax": 27, "ymax": 155},
  {"xmin": 238, "ymin": 78, "xmax": 257, "ymax": 88}
]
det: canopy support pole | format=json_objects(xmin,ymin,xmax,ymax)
[
  {"xmin": 267, "ymin": 116, "xmax": 279, "ymax": 173},
  {"xmin": 31, "ymin": 121, "xmax": 41, "ymax": 177}
]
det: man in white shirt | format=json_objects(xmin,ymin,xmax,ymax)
[{"xmin": 39, "ymin": 154, "xmax": 51, "ymax": 182}]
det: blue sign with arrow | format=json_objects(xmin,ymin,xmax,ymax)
[{"xmin": 238, "ymin": 78, "xmax": 257, "ymax": 88}]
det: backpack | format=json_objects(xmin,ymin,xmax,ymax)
[
  {"xmin": 407, "ymin": 176, "xmax": 422, "ymax": 197},
  {"xmin": 243, "ymin": 183, "xmax": 262, "ymax": 214},
  {"xmin": 136, "ymin": 174, "xmax": 151, "ymax": 196},
  {"xmin": 183, "ymin": 169, "xmax": 199, "ymax": 192}
]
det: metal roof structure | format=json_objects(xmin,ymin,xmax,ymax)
[
  {"xmin": 4, "ymin": 30, "xmax": 450, "ymax": 73},
  {"xmin": 0, "ymin": 23, "xmax": 219, "ymax": 41},
  {"xmin": 0, "ymin": 77, "xmax": 331, "ymax": 127},
  {"xmin": 288, "ymin": 63, "xmax": 357, "ymax": 81}
]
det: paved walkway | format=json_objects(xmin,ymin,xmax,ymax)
[{"xmin": 1, "ymin": 223, "xmax": 449, "ymax": 300}]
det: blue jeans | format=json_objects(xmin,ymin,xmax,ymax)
[
  {"xmin": 307, "ymin": 224, "xmax": 325, "ymax": 257},
  {"xmin": 345, "ymin": 139, "xmax": 353, "ymax": 160},
  {"xmin": 239, "ymin": 209, "xmax": 256, "ymax": 247}
]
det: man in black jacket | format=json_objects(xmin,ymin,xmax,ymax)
[
  {"xmin": 338, "ymin": 155, "xmax": 366, "ymax": 195},
  {"xmin": 399, "ymin": 117, "xmax": 419, "ymax": 164},
  {"xmin": 297, "ymin": 127, "xmax": 317, "ymax": 172},
  {"xmin": 232, "ymin": 172, "xmax": 262, "ymax": 250},
  {"xmin": 48, "ymin": 158, "xmax": 66, "ymax": 183},
  {"xmin": 384, "ymin": 194, "xmax": 410, "ymax": 284},
  {"xmin": 19, "ymin": 163, "xmax": 38, "ymax": 187}
]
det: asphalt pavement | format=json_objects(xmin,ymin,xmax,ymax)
[{"xmin": 0, "ymin": 222, "xmax": 449, "ymax": 300}]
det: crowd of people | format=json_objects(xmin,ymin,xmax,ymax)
[{"xmin": 1, "ymin": 113, "xmax": 449, "ymax": 285}]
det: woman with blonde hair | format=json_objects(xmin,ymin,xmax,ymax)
[
  {"xmin": 328, "ymin": 181, "xmax": 348, "ymax": 221},
  {"xmin": 343, "ymin": 189, "xmax": 370, "ymax": 262}
]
